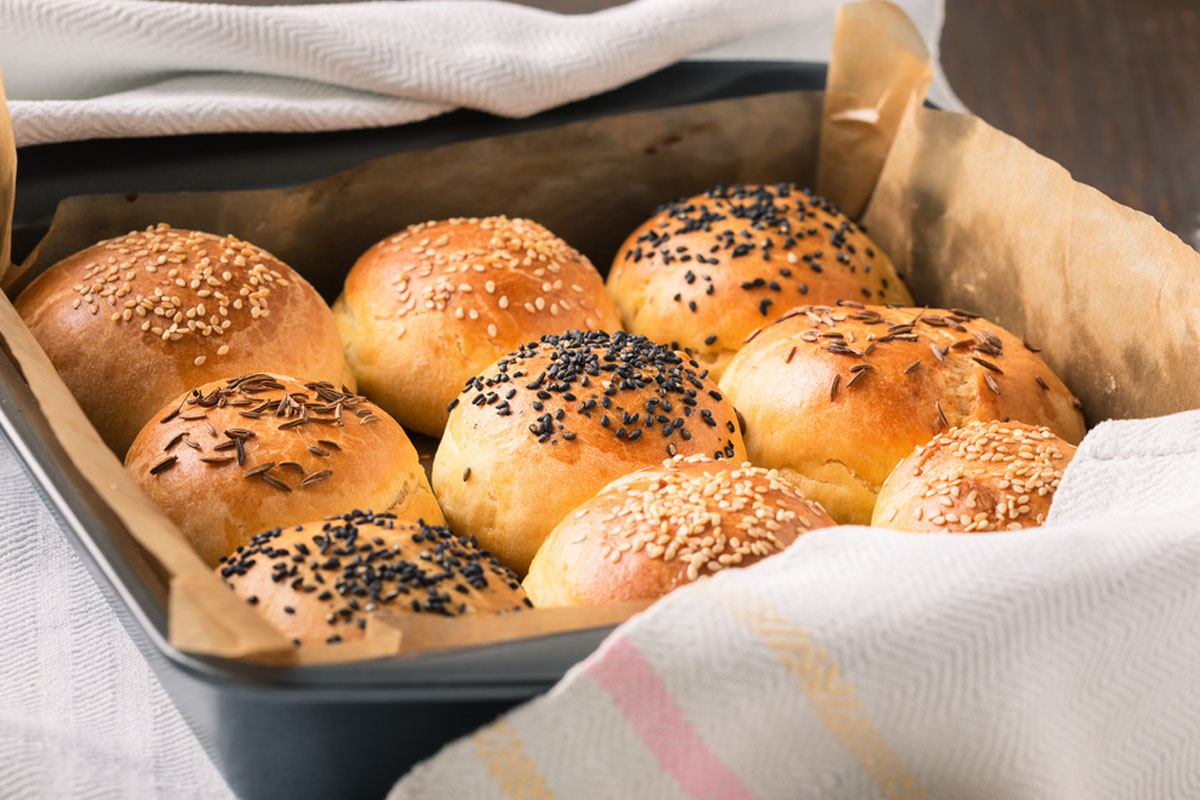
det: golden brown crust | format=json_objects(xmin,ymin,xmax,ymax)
[
  {"xmin": 217, "ymin": 512, "xmax": 528, "ymax": 645},
  {"xmin": 606, "ymin": 184, "xmax": 912, "ymax": 380},
  {"xmin": 718, "ymin": 303, "xmax": 1086, "ymax": 525},
  {"xmin": 334, "ymin": 216, "xmax": 622, "ymax": 437},
  {"xmin": 523, "ymin": 455, "xmax": 835, "ymax": 607},
  {"xmin": 872, "ymin": 421, "xmax": 1075, "ymax": 532},
  {"xmin": 14, "ymin": 224, "xmax": 348, "ymax": 456},
  {"xmin": 431, "ymin": 330, "xmax": 747, "ymax": 575},
  {"xmin": 125, "ymin": 373, "xmax": 442, "ymax": 566}
]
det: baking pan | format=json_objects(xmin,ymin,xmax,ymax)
[{"xmin": 0, "ymin": 61, "xmax": 828, "ymax": 800}]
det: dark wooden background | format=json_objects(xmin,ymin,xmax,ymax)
[{"xmin": 942, "ymin": 0, "xmax": 1200, "ymax": 249}]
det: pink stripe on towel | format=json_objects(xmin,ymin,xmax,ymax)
[{"xmin": 588, "ymin": 636, "xmax": 755, "ymax": 800}]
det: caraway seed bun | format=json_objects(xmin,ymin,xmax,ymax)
[
  {"xmin": 126, "ymin": 373, "xmax": 442, "ymax": 565},
  {"xmin": 719, "ymin": 302, "xmax": 1085, "ymax": 525}
]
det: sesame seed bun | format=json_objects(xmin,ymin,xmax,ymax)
[
  {"xmin": 217, "ymin": 511, "xmax": 528, "ymax": 646},
  {"xmin": 333, "ymin": 216, "xmax": 622, "ymax": 437},
  {"xmin": 125, "ymin": 374, "xmax": 442, "ymax": 566},
  {"xmin": 431, "ymin": 330, "xmax": 747, "ymax": 574},
  {"xmin": 14, "ymin": 224, "xmax": 349, "ymax": 457},
  {"xmin": 523, "ymin": 455, "xmax": 835, "ymax": 607},
  {"xmin": 718, "ymin": 303, "xmax": 1085, "ymax": 526},
  {"xmin": 606, "ymin": 184, "xmax": 912, "ymax": 381},
  {"xmin": 872, "ymin": 421, "xmax": 1075, "ymax": 532}
]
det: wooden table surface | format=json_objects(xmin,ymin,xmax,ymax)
[{"xmin": 942, "ymin": 1, "xmax": 1199, "ymax": 249}]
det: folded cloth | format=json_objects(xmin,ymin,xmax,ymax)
[
  {"xmin": 391, "ymin": 411, "xmax": 1200, "ymax": 799},
  {"xmin": 0, "ymin": 0, "xmax": 961, "ymax": 147},
  {"xmin": 0, "ymin": 435, "xmax": 233, "ymax": 800}
]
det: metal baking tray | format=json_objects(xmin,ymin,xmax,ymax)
[{"xmin": 1, "ymin": 62, "xmax": 828, "ymax": 800}]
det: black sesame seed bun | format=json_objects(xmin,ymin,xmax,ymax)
[
  {"xmin": 333, "ymin": 216, "xmax": 622, "ymax": 438},
  {"xmin": 718, "ymin": 303, "xmax": 1085, "ymax": 525},
  {"xmin": 606, "ymin": 184, "xmax": 912, "ymax": 381},
  {"xmin": 524, "ymin": 455, "xmax": 835, "ymax": 607},
  {"xmin": 15, "ymin": 224, "xmax": 350, "ymax": 457},
  {"xmin": 872, "ymin": 421, "xmax": 1075, "ymax": 533},
  {"xmin": 217, "ymin": 511, "xmax": 529, "ymax": 646},
  {"xmin": 431, "ymin": 330, "xmax": 747, "ymax": 574},
  {"xmin": 125, "ymin": 373, "xmax": 442, "ymax": 566}
]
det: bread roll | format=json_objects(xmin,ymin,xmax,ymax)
[
  {"xmin": 524, "ymin": 454, "xmax": 835, "ymax": 607},
  {"xmin": 719, "ymin": 302, "xmax": 1085, "ymax": 525},
  {"xmin": 872, "ymin": 421, "xmax": 1075, "ymax": 532},
  {"xmin": 126, "ymin": 373, "xmax": 442, "ymax": 566},
  {"xmin": 432, "ymin": 329, "xmax": 747, "ymax": 574},
  {"xmin": 15, "ymin": 224, "xmax": 348, "ymax": 456},
  {"xmin": 333, "ymin": 216, "xmax": 622, "ymax": 437},
  {"xmin": 606, "ymin": 184, "xmax": 912, "ymax": 380},
  {"xmin": 217, "ymin": 511, "xmax": 528, "ymax": 645}
]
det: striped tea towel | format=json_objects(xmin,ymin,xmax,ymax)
[{"xmin": 391, "ymin": 410, "xmax": 1200, "ymax": 799}]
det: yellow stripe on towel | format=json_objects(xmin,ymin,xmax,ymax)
[
  {"xmin": 719, "ymin": 588, "xmax": 925, "ymax": 800},
  {"xmin": 472, "ymin": 719, "xmax": 556, "ymax": 800}
]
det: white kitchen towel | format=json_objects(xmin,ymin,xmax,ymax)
[
  {"xmin": 0, "ymin": 434, "xmax": 234, "ymax": 800},
  {"xmin": 0, "ymin": 0, "xmax": 962, "ymax": 147},
  {"xmin": 391, "ymin": 411, "xmax": 1200, "ymax": 800}
]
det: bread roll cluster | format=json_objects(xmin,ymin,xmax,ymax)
[
  {"xmin": 432, "ymin": 329, "xmax": 746, "ymax": 573},
  {"xmin": 718, "ymin": 302, "xmax": 1084, "ymax": 524},
  {"xmin": 334, "ymin": 216, "xmax": 621, "ymax": 437},
  {"xmin": 15, "ymin": 225, "xmax": 347, "ymax": 455},
  {"xmin": 15, "ymin": 182, "xmax": 1086, "ymax": 642}
]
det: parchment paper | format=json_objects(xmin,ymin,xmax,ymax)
[
  {"xmin": 817, "ymin": 1, "xmax": 932, "ymax": 216},
  {"xmin": 2, "ymin": 0, "xmax": 1198, "ymax": 665},
  {"xmin": 863, "ymin": 107, "xmax": 1200, "ymax": 425}
]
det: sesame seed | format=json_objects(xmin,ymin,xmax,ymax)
[
  {"xmin": 564, "ymin": 454, "xmax": 832, "ymax": 577},
  {"xmin": 885, "ymin": 421, "xmax": 1073, "ymax": 533}
]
